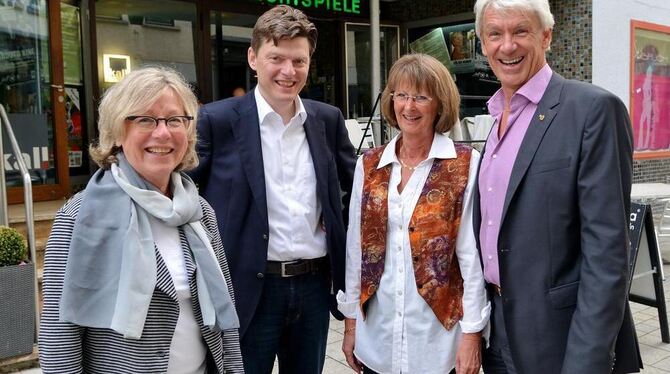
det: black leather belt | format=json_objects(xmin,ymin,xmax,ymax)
[
  {"xmin": 487, "ymin": 283, "xmax": 502, "ymax": 296},
  {"xmin": 266, "ymin": 257, "xmax": 327, "ymax": 277}
]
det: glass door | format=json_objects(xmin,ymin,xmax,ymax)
[
  {"xmin": 0, "ymin": 0, "xmax": 69, "ymax": 202},
  {"xmin": 344, "ymin": 23, "xmax": 400, "ymax": 120},
  {"xmin": 209, "ymin": 11, "xmax": 257, "ymax": 101}
]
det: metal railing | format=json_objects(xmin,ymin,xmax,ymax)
[{"xmin": 0, "ymin": 104, "xmax": 39, "ymax": 341}]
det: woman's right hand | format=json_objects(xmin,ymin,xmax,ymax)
[{"xmin": 342, "ymin": 318, "xmax": 361, "ymax": 373}]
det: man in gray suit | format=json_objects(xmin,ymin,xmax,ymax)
[{"xmin": 473, "ymin": 0, "xmax": 642, "ymax": 373}]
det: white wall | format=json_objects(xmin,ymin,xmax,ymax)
[{"xmin": 592, "ymin": 0, "xmax": 670, "ymax": 109}]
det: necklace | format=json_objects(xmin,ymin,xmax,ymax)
[
  {"xmin": 398, "ymin": 142, "xmax": 428, "ymax": 172},
  {"xmin": 399, "ymin": 157, "xmax": 419, "ymax": 171}
]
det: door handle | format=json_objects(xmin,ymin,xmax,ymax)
[{"xmin": 50, "ymin": 84, "xmax": 64, "ymax": 92}]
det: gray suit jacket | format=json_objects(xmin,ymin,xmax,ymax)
[{"xmin": 474, "ymin": 72, "xmax": 642, "ymax": 374}]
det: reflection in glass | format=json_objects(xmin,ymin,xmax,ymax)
[
  {"xmin": 95, "ymin": 0, "xmax": 197, "ymax": 97},
  {"xmin": 632, "ymin": 26, "xmax": 670, "ymax": 152},
  {"xmin": 210, "ymin": 11, "xmax": 255, "ymax": 101},
  {"xmin": 0, "ymin": 0, "xmax": 57, "ymax": 186},
  {"xmin": 345, "ymin": 24, "xmax": 399, "ymax": 120},
  {"xmin": 61, "ymin": 1, "xmax": 89, "ymax": 176}
]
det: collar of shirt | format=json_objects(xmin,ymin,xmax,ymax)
[
  {"xmin": 254, "ymin": 85, "xmax": 307, "ymax": 126},
  {"xmin": 487, "ymin": 64, "xmax": 553, "ymax": 116},
  {"xmin": 377, "ymin": 132, "xmax": 457, "ymax": 169}
]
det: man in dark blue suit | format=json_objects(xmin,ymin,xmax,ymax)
[{"xmin": 189, "ymin": 5, "xmax": 356, "ymax": 374}]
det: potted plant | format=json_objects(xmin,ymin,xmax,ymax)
[{"xmin": 0, "ymin": 226, "xmax": 35, "ymax": 360}]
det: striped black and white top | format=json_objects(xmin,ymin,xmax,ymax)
[{"xmin": 38, "ymin": 192, "xmax": 244, "ymax": 373}]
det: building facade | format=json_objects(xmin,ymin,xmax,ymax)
[{"xmin": 0, "ymin": 0, "xmax": 668, "ymax": 203}]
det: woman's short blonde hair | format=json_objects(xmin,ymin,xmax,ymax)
[
  {"xmin": 90, "ymin": 66, "xmax": 199, "ymax": 171},
  {"xmin": 381, "ymin": 53, "xmax": 461, "ymax": 133}
]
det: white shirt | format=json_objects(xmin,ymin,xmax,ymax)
[
  {"xmin": 150, "ymin": 218, "xmax": 207, "ymax": 374},
  {"xmin": 337, "ymin": 133, "xmax": 490, "ymax": 374},
  {"xmin": 255, "ymin": 87, "xmax": 326, "ymax": 261}
]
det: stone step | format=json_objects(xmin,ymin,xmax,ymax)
[{"xmin": 0, "ymin": 347, "xmax": 38, "ymax": 373}]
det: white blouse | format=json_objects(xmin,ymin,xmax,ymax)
[
  {"xmin": 337, "ymin": 133, "xmax": 490, "ymax": 374},
  {"xmin": 150, "ymin": 217, "xmax": 207, "ymax": 374}
]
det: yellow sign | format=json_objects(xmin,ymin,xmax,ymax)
[{"xmin": 103, "ymin": 54, "xmax": 131, "ymax": 83}]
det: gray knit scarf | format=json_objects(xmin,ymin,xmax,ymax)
[{"xmin": 59, "ymin": 153, "xmax": 239, "ymax": 339}]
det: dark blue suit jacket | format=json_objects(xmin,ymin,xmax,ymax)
[
  {"xmin": 474, "ymin": 73, "xmax": 641, "ymax": 373},
  {"xmin": 189, "ymin": 92, "xmax": 356, "ymax": 337}
]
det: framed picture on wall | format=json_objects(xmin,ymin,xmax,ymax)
[{"xmin": 630, "ymin": 20, "xmax": 670, "ymax": 159}]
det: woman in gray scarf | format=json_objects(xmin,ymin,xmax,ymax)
[{"xmin": 39, "ymin": 66, "xmax": 243, "ymax": 374}]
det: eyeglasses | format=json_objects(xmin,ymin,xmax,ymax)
[
  {"xmin": 391, "ymin": 92, "xmax": 433, "ymax": 106},
  {"xmin": 125, "ymin": 115, "xmax": 193, "ymax": 131}
]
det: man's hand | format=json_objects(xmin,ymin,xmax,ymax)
[
  {"xmin": 342, "ymin": 318, "xmax": 361, "ymax": 373},
  {"xmin": 456, "ymin": 332, "xmax": 482, "ymax": 374}
]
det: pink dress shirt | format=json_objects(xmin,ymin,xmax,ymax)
[{"xmin": 478, "ymin": 64, "xmax": 553, "ymax": 286}]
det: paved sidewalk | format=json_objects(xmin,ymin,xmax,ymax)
[
  {"xmin": 319, "ymin": 263, "xmax": 670, "ymax": 374},
  {"xmin": 16, "ymin": 262, "xmax": 670, "ymax": 374}
]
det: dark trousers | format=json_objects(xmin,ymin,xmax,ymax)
[
  {"xmin": 482, "ymin": 290, "xmax": 519, "ymax": 374},
  {"xmin": 241, "ymin": 271, "xmax": 330, "ymax": 374}
]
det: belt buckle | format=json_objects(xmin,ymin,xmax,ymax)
[{"xmin": 280, "ymin": 260, "xmax": 300, "ymax": 277}]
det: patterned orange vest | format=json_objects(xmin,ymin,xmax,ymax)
[{"xmin": 359, "ymin": 143, "xmax": 472, "ymax": 330}]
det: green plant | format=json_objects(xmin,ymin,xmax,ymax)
[{"xmin": 0, "ymin": 226, "xmax": 27, "ymax": 267}]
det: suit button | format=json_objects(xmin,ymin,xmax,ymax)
[
  {"xmin": 257, "ymin": 272, "xmax": 264, "ymax": 279},
  {"xmin": 262, "ymin": 234, "xmax": 268, "ymax": 240}
]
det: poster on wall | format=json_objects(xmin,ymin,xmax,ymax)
[
  {"xmin": 61, "ymin": 3, "xmax": 82, "ymax": 85},
  {"xmin": 409, "ymin": 28, "xmax": 452, "ymax": 69},
  {"xmin": 631, "ymin": 20, "xmax": 670, "ymax": 154},
  {"xmin": 409, "ymin": 23, "xmax": 496, "ymax": 81}
]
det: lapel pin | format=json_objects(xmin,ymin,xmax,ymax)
[{"xmin": 538, "ymin": 114, "xmax": 545, "ymax": 121}]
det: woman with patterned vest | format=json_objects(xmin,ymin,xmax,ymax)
[{"xmin": 337, "ymin": 53, "xmax": 490, "ymax": 374}]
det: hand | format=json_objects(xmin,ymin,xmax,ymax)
[
  {"xmin": 455, "ymin": 332, "xmax": 482, "ymax": 374},
  {"xmin": 342, "ymin": 318, "xmax": 361, "ymax": 373}
]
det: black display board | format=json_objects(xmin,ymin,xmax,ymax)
[{"xmin": 629, "ymin": 203, "xmax": 669, "ymax": 343}]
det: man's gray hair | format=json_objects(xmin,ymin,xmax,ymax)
[{"xmin": 474, "ymin": 0, "xmax": 555, "ymax": 38}]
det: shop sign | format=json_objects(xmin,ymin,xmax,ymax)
[
  {"xmin": 259, "ymin": 0, "xmax": 362, "ymax": 15},
  {"xmin": 3, "ymin": 113, "xmax": 49, "ymax": 173}
]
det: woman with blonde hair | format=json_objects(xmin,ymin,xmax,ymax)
[{"xmin": 39, "ymin": 66, "xmax": 243, "ymax": 373}]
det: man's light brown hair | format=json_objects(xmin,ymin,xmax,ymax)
[{"xmin": 251, "ymin": 5, "xmax": 318, "ymax": 55}]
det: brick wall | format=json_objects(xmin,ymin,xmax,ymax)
[
  {"xmin": 633, "ymin": 158, "xmax": 670, "ymax": 183},
  {"xmin": 546, "ymin": 0, "xmax": 592, "ymax": 81}
]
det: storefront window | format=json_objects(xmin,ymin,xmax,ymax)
[
  {"xmin": 345, "ymin": 23, "xmax": 399, "ymax": 120},
  {"xmin": 95, "ymin": 0, "xmax": 197, "ymax": 96},
  {"xmin": 630, "ymin": 20, "xmax": 670, "ymax": 156},
  {"xmin": 209, "ymin": 12, "xmax": 341, "ymax": 108},
  {"xmin": 210, "ymin": 11, "xmax": 256, "ymax": 101},
  {"xmin": 61, "ymin": 1, "xmax": 88, "ymax": 175},
  {"xmin": 408, "ymin": 22, "xmax": 500, "ymax": 120},
  {"xmin": 0, "ymin": 0, "xmax": 58, "ymax": 187}
]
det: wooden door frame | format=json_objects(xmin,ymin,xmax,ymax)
[{"xmin": 8, "ymin": 0, "xmax": 70, "ymax": 203}]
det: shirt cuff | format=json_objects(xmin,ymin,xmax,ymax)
[
  {"xmin": 336, "ymin": 290, "xmax": 358, "ymax": 319},
  {"xmin": 459, "ymin": 301, "xmax": 491, "ymax": 333}
]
